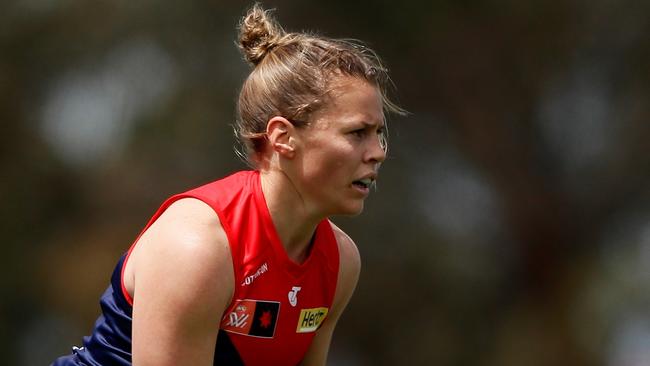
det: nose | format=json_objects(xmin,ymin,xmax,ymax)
[{"xmin": 364, "ymin": 133, "xmax": 386, "ymax": 164}]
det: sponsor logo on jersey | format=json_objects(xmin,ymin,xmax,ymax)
[
  {"xmin": 288, "ymin": 286, "xmax": 301, "ymax": 307},
  {"xmin": 296, "ymin": 307, "xmax": 328, "ymax": 333},
  {"xmin": 241, "ymin": 262, "xmax": 269, "ymax": 286},
  {"xmin": 221, "ymin": 299, "xmax": 280, "ymax": 338}
]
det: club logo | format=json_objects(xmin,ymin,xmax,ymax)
[
  {"xmin": 288, "ymin": 286, "xmax": 301, "ymax": 307},
  {"xmin": 221, "ymin": 299, "xmax": 280, "ymax": 338},
  {"xmin": 296, "ymin": 307, "xmax": 328, "ymax": 333}
]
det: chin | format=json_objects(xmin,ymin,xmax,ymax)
[{"xmin": 335, "ymin": 202, "xmax": 365, "ymax": 217}]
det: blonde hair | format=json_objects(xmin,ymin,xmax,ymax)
[{"xmin": 235, "ymin": 3, "xmax": 403, "ymax": 166}]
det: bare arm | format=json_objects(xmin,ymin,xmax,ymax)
[
  {"xmin": 301, "ymin": 222, "xmax": 361, "ymax": 366},
  {"xmin": 125, "ymin": 198, "xmax": 234, "ymax": 366}
]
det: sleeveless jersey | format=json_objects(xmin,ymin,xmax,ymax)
[{"xmin": 52, "ymin": 170, "xmax": 340, "ymax": 366}]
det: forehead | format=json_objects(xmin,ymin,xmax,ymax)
[{"xmin": 311, "ymin": 76, "xmax": 384, "ymax": 128}]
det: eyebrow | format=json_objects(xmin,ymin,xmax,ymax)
[{"xmin": 360, "ymin": 120, "xmax": 385, "ymax": 129}]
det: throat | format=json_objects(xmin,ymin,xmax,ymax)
[
  {"xmin": 285, "ymin": 232, "xmax": 317, "ymax": 264},
  {"xmin": 259, "ymin": 170, "xmax": 322, "ymax": 264}
]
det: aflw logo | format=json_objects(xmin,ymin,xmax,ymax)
[
  {"xmin": 227, "ymin": 312, "xmax": 249, "ymax": 328},
  {"xmin": 221, "ymin": 299, "xmax": 280, "ymax": 338}
]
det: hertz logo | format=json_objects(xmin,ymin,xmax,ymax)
[{"xmin": 296, "ymin": 307, "xmax": 328, "ymax": 333}]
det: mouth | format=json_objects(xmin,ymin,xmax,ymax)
[{"xmin": 352, "ymin": 177, "xmax": 376, "ymax": 192}]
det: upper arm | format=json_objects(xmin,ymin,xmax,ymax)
[
  {"xmin": 128, "ymin": 198, "xmax": 234, "ymax": 366},
  {"xmin": 301, "ymin": 222, "xmax": 361, "ymax": 366}
]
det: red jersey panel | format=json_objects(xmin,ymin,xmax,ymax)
[{"xmin": 153, "ymin": 171, "xmax": 340, "ymax": 365}]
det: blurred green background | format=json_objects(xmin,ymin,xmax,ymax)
[{"xmin": 2, "ymin": 0, "xmax": 650, "ymax": 365}]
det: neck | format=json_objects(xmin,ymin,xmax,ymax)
[{"xmin": 259, "ymin": 169, "xmax": 323, "ymax": 263}]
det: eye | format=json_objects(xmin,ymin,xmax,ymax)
[{"xmin": 350, "ymin": 128, "xmax": 366, "ymax": 138}]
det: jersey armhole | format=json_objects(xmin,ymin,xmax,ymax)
[{"xmin": 324, "ymin": 219, "xmax": 342, "ymax": 307}]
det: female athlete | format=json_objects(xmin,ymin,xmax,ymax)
[{"xmin": 53, "ymin": 4, "xmax": 402, "ymax": 365}]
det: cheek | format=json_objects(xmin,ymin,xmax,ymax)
[
  {"xmin": 308, "ymin": 151, "xmax": 345, "ymax": 175},
  {"xmin": 303, "ymin": 142, "xmax": 354, "ymax": 178},
  {"xmin": 323, "ymin": 142, "xmax": 355, "ymax": 167}
]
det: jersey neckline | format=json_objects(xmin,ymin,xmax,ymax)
[{"xmin": 251, "ymin": 171, "xmax": 326, "ymax": 277}]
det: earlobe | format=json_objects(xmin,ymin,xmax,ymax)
[{"xmin": 273, "ymin": 142, "xmax": 295, "ymax": 155}]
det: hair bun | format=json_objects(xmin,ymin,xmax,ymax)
[{"xmin": 238, "ymin": 4, "xmax": 285, "ymax": 66}]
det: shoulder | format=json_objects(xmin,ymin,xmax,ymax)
[
  {"xmin": 128, "ymin": 197, "xmax": 234, "ymax": 308},
  {"xmin": 158, "ymin": 196, "xmax": 222, "ymax": 228},
  {"xmin": 137, "ymin": 197, "xmax": 230, "ymax": 265}
]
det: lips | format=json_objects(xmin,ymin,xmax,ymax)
[
  {"xmin": 352, "ymin": 177, "xmax": 373, "ymax": 189},
  {"xmin": 352, "ymin": 173, "xmax": 377, "ymax": 191}
]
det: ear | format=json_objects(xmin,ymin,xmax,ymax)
[{"xmin": 266, "ymin": 116, "xmax": 296, "ymax": 159}]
